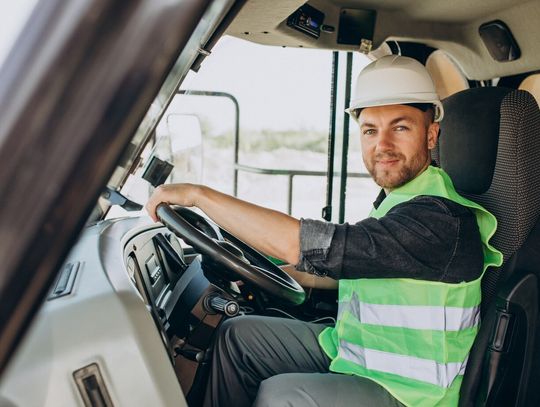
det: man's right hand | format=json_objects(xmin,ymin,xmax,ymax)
[
  {"xmin": 145, "ymin": 183, "xmax": 202, "ymax": 222},
  {"xmin": 144, "ymin": 183, "xmax": 302, "ymax": 266}
]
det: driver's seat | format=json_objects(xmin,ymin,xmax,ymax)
[{"xmin": 432, "ymin": 86, "xmax": 540, "ymax": 406}]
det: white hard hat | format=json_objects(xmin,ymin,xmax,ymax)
[{"xmin": 346, "ymin": 55, "xmax": 444, "ymax": 122}]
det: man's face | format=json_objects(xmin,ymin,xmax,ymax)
[{"xmin": 358, "ymin": 104, "xmax": 439, "ymax": 190}]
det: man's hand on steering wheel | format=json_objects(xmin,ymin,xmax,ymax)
[
  {"xmin": 146, "ymin": 184, "xmax": 306, "ymax": 305},
  {"xmin": 146, "ymin": 183, "xmax": 202, "ymax": 222}
]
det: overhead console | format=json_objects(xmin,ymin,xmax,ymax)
[
  {"xmin": 337, "ymin": 8, "xmax": 376, "ymax": 48},
  {"xmin": 226, "ymin": 0, "xmax": 378, "ymax": 51},
  {"xmin": 287, "ymin": 4, "xmax": 326, "ymax": 39},
  {"xmin": 284, "ymin": 2, "xmax": 376, "ymax": 51}
]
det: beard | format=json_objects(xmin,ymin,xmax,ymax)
[{"xmin": 365, "ymin": 148, "xmax": 429, "ymax": 190}]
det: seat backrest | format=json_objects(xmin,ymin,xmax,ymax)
[
  {"xmin": 433, "ymin": 87, "xmax": 540, "ymax": 306},
  {"xmin": 432, "ymin": 87, "xmax": 540, "ymax": 406}
]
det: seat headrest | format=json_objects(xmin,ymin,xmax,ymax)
[
  {"xmin": 425, "ymin": 50, "xmax": 469, "ymax": 100},
  {"xmin": 435, "ymin": 87, "xmax": 511, "ymax": 194}
]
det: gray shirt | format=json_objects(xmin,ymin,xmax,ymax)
[{"xmin": 296, "ymin": 194, "xmax": 484, "ymax": 284}]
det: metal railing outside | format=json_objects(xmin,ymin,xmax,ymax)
[
  {"xmin": 235, "ymin": 163, "xmax": 370, "ymax": 215},
  {"xmin": 177, "ymin": 86, "xmax": 371, "ymax": 217}
]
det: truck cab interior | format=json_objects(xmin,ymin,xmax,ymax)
[{"xmin": 1, "ymin": 1, "xmax": 540, "ymax": 406}]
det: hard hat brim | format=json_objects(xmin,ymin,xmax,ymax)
[{"xmin": 346, "ymin": 97, "xmax": 444, "ymax": 122}]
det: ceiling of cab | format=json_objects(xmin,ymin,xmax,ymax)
[{"xmin": 225, "ymin": 0, "xmax": 540, "ymax": 80}]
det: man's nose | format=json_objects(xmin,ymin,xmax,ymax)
[{"xmin": 375, "ymin": 129, "xmax": 394, "ymax": 151}]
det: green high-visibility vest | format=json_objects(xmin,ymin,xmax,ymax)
[{"xmin": 318, "ymin": 166, "xmax": 503, "ymax": 407}]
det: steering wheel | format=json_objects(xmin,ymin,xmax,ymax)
[{"xmin": 156, "ymin": 204, "xmax": 305, "ymax": 305}]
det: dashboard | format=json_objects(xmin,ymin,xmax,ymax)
[
  {"xmin": 0, "ymin": 216, "xmax": 226, "ymax": 406},
  {"xmin": 124, "ymin": 224, "xmax": 212, "ymax": 341}
]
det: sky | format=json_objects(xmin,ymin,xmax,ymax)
[
  {"xmin": 179, "ymin": 36, "xmax": 336, "ymax": 132},
  {"xmin": 176, "ymin": 35, "xmax": 371, "ymax": 133}
]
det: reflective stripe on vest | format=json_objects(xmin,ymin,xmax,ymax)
[
  {"xmin": 338, "ymin": 340, "xmax": 468, "ymax": 388},
  {"xmin": 338, "ymin": 292, "xmax": 480, "ymax": 331}
]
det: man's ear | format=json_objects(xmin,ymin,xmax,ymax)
[{"xmin": 427, "ymin": 122, "xmax": 440, "ymax": 150}]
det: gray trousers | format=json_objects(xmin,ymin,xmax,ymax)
[{"xmin": 203, "ymin": 316, "xmax": 404, "ymax": 407}]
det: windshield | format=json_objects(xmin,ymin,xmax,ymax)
[{"xmin": 105, "ymin": 36, "xmax": 378, "ymax": 222}]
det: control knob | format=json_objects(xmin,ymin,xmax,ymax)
[{"xmin": 205, "ymin": 294, "xmax": 240, "ymax": 317}]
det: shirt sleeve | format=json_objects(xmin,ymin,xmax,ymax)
[{"xmin": 295, "ymin": 196, "xmax": 483, "ymax": 283}]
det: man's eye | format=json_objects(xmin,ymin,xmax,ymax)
[
  {"xmin": 363, "ymin": 129, "xmax": 376, "ymax": 135},
  {"xmin": 395, "ymin": 126, "xmax": 409, "ymax": 132}
]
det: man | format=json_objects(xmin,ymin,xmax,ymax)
[{"xmin": 146, "ymin": 55, "xmax": 503, "ymax": 407}]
